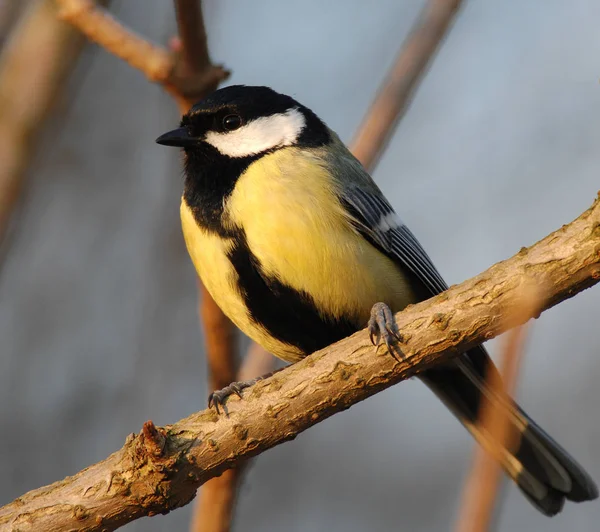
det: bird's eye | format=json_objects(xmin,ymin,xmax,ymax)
[{"xmin": 222, "ymin": 114, "xmax": 243, "ymax": 131}]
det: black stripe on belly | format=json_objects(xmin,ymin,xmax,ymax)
[{"xmin": 227, "ymin": 230, "xmax": 358, "ymax": 356}]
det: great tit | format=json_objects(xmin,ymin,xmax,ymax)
[{"xmin": 156, "ymin": 85, "xmax": 597, "ymax": 516}]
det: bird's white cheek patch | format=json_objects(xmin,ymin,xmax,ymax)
[{"xmin": 204, "ymin": 108, "xmax": 306, "ymax": 158}]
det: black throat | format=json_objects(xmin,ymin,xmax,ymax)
[
  {"xmin": 182, "ymin": 143, "xmax": 260, "ymax": 237},
  {"xmin": 181, "ymin": 103, "xmax": 330, "ymax": 237}
]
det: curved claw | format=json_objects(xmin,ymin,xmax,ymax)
[
  {"xmin": 208, "ymin": 379, "xmax": 258, "ymax": 415},
  {"xmin": 386, "ymin": 324, "xmax": 401, "ymax": 341},
  {"xmin": 368, "ymin": 302, "xmax": 405, "ymax": 361},
  {"xmin": 369, "ymin": 327, "xmax": 379, "ymax": 346}
]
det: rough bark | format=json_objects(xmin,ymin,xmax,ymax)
[{"xmin": 0, "ymin": 194, "xmax": 598, "ymax": 531}]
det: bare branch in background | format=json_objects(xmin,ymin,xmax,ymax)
[
  {"xmin": 1, "ymin": 195, "xmax": 599, "ymax": 531},
  {"xmin": 455, "ymin": 290, "xmax": 539, "ymax": 532},
  {"xmin": 0, "ymin": 0, "xmax": 28, "ymax": 48},
  {"xmin": 168, "ymin": 3, "xmax": 244, "ymax": 531},
  {"xmin": 56, "ymin": 0, "xmax": 172, "ymax": 80},
  {"xmin": 0, "ymin": 0, "xmax": 109, "ymax": 246},
  {"xmin": 56, "ymin": 0, "xmax": 229, "ymax": 108},
  {"xmin": 174, "ymin": 0, "xmax": 211, "ymax": 77},
  {"xmin": 351, "ymin": 0, "xmax": 464, "ymax": 170},
  {"xmin": 189, "ymin": 343, "xmax": 274, "ymax": 532},
  {"xmin": 53, "ymin": 2, "xmax": 239, "ymax": 530}
]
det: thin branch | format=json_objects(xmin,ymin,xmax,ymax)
[
  {"xmin": 55, "ymin": 0, "xmax": 229, "ymax": 108},
  {"xmin": 56, "ymin": 0, "xmax": 172, "ymax": 82},
  {"xmin": 1, "ymin": 195, "xmax": 599, "ymax": 531},
  {"xmin": 455, "ymin": 290, "xmax": 538, "ymax": 532},
  {"xmin": 57, "ymin": 3, "xmax": 234, "ymax": 529},
  {"xmin": 0, "ymin": 0, "xmax": 108, "ymax": 245},
  {"xmin": 165, "ymin": 4, "xmax": 241, "ymax": 531},
  {"xmin": 189, "ymin": 345, "xmax": 274, "ymax": 531},
  {"xmin": 351, "ymin": 0, "xmax": 464, "ymax": 170},
  {"xmin": 174, "ymin": 0, "xmax": 211, "ymax": 74}
]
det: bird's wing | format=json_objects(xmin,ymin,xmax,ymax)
[
  {"xmin": 339, "ymin": 183, "xmax": 491, "ymax": 375},
  {"xmin": 338, "ymin": 180, "xmax": 599, "ymax": 514},
  {"xmin": 339, "ymin": 185, "xmax": 448, "ymax": 297}
]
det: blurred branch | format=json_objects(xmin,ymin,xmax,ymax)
[
  {"xmin": 174, "ymin": 0, "xmax": 211, "ymax": 76},
  {"xmin": 189, "ymin": 343, "xmax": 274, "ymax": 532},
  {"xmin": 0, "ymin": 0, "xmax": 28, "ymax": 48},
  {"xmin": 55, "ymin": 2, "xmax": 235, "ymax": 529},
  {"xmin": 190, "ymin": 336, "xmax": 275, "ymax": 532},
  {"xmin": 169, "ymin": 3, "xmax": 241, "ymax": 531},
  {"xmin": 1, "ymin": 195, "xmax": 599, "ymax": 531},
  {"xmin": 351, "ymin": 0, "xmax": 464, "ymax": 170},
  {"xmin": 56, "ymin": 0, "xmax": 229, "ymax": 109},
  {"xmin": 455, "ymin": 292, "xmax": 538, "ymax": 532},
  {"xmin": 56, "ymin": 0, "xmax": 172, "ymax": 80},
  {"xmin": 0, "ymin": 0, "xmax": 108, "ymax": 245}
]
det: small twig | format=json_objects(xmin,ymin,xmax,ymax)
[
  {"xmin": 455, "ymin": 289, "xmax": 540, "ymax": 532},
  {"xmin": 174, "ymin": 0, "xmax": 211, "ymax": 74},
  {"xmin": 165, "ymin": 4, "xmax": 239, "ymax": 531},
  {"xmin": 56, "ymin": 0, "xmax": 172, "ymax": 82},
  {"xmin": 190, "ymin": 344, "xmax": 275, "ymax": 532},
  {"xmin": 55, "ymin": 0, "xmax": 229, "ymax": 109},
  {"xmin": 351, "ymin": 0, "xmax": 464, "ymax": 170},
  {"xmin": 0, "ymin": 0, "xmax": 109, "ymax": 246}
]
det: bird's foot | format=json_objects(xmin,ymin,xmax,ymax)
[
  {"xmin": 208, "ymin": 379, "xmax": 258, "ymax": 415},
  {"xmin": 368, "ymin": 302, "xmax": 404, "ymax": 361},
  {"xmin": 208, "ymin": 366, "xmax": 284, "ymax": 415}
]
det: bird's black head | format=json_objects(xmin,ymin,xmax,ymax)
[
  {"xmin": 156, "ymin": 85, "xmax": 330, "ymax": 157},
  {"xmin": 156, "ymin": 86, "xmax": 330, "ymax": 234}
]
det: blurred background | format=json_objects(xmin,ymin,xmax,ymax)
[{"xmin": 1, "ymin": 0, "xmax": 599, "ymax": 530}]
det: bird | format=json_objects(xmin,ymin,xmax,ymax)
[{"xmin": 156, "ymin": 84, "xmax": 597, "ymax": 516}]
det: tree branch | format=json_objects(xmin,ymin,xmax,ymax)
[
  {"xmin": 55, "ymin": 0, "xmax": 229, "ymax": 108},
  {"xmin": 455, "ymin": 293, "xmax": 536, "ymax": 531},
  {"xmin": 351, "ymin": 0, "xmax": 463, "ymax": 170},
  {"xmin": 1, "ymin": 194, "xmax": 598, "ymax": 531},
  {"xmin": 0, "ymin": 0, "xmax": 108, "ymax": 246}
]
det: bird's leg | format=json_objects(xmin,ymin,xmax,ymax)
[
  {"xmin": 368, "ymin": 302, "xmax": 404, "ymax": 361},
  {"xmin": 208, "ymin": 367, "xmax": 284, "ymax": 415}
]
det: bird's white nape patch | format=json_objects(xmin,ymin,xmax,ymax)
[
  {"xmin": 376, "ymin": 212, "xmax": 402, "ymax": 232},
  {"xmin": 204, "ymin": 108, "xmax": 306, "ymax": 158}
]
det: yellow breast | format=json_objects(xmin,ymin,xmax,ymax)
[
  {"xmin": 181, "ymin": 202, "xmax": 305, "ymax": 362},
  {"xmin": 181, "ymin": 147, "xmax": 416, "ymax": 362}
]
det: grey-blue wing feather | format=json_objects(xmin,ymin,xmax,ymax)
[
  {"xmin": 340, "ymin": 185, "xmax": 448, "ymax": 297},
  {"xmin": 337, "ymin": 180, "xmax": 598, "ymax": 513},
  {"xmin": 339, "ymin": 184, "xmax": 491, "ymax": 376}
]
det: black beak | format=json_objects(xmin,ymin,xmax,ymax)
[{"xmin": 155, "ymin": 127, "xmax": 198, "ymax": 147}]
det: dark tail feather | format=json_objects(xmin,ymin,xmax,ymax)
[{"xmin": 420, "ymin": 349, "xmax": 598, "ymax": 516}]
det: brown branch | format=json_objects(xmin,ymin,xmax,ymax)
[
  {"xmin": 56, "ymin": 0, "xmax": 172, "ymax": 82},
  {"xmin": 56, "ymin": 2, "xmax": 234, "ymax": 529},
  {"xmin": 1, "ymin": 195, "xmax": 599, "ymax": 531},
  {"xmin": 189, "ymin": 344, "xmax": 275, "ymax": 532},
  {"xmin": 351, "ymin": 0, "xmax": 464, "ymax": 170},
  {"xmin": 0, "ymin": 0, "xmax": 108, "ymax": 245},
  {"xmin": 455, "ymin": 290, "xmax": 538, "ymax": 532},
  {"xmin": 174, "ymin": 0, "xmax": 211, "ymax": 75},
  {"xmin": 55, "ymin": 0, "xmax": 229, "ymax": 108},
  {"xmin": 166, "ymin": 4, "xmax": 240, "ymax": 531}
]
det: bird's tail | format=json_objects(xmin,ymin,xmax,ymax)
[{"xmin": 420, "ymin": 347, "xmax": 598, "ymax": 516}]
